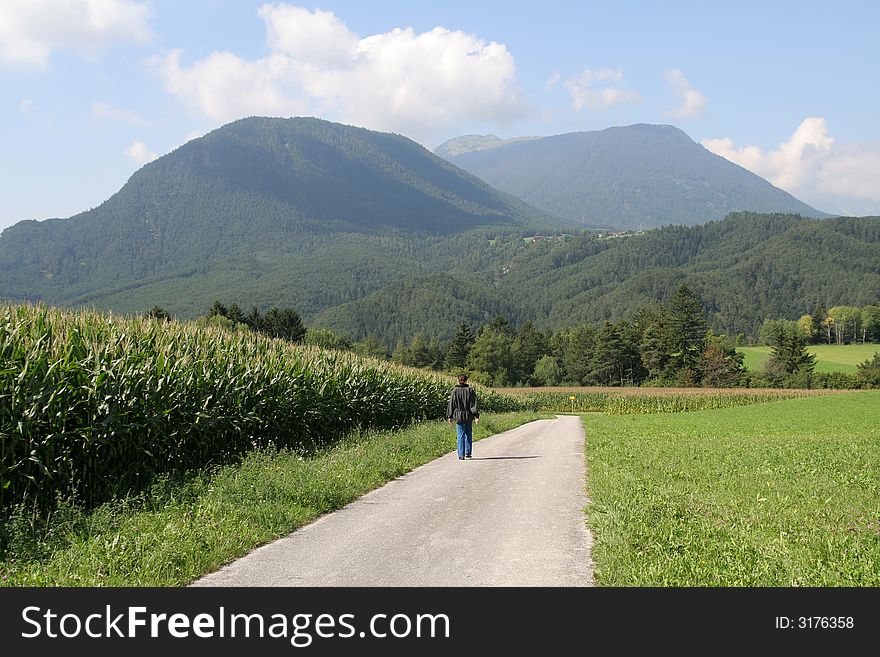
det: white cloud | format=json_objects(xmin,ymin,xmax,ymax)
[
  {"xmin": 564, "ymin": 68, "xmax": 639, "ymax": 110},
  {"xmin": 150, "ymin": 4, "xmax": 525, "ymax": 145},
  {"xmin": 703, "ymin": 117, "xmax": 880, "ymax": 213},
  {"xmin": 664, "ymin": 69, "xmax": 706, "ymax": 119},
  {"xmin": 544, "ymin": 71, "xmax": 561, "ymax": 91},
  {"xmin": 0, "ymin": 0, "xmax": 153, "ymax": 69},
  {"xmin": 92, "ymin": 101, "xmax": 147, "ymax": 125},
  {"xmin": 125, "ymin": 140, "xmax": 157, "ymax": 165},
  {"xmin": 19, "ymin": 99, "xmax": 34, "ymax": 112}
]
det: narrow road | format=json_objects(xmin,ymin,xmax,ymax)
[{"xmin": 192, "ymin": 415, "xmax": 594, "ymax": 587}]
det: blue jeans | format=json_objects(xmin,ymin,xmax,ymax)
[{"xmin": 456, "ymin": 422, "xmax": 473, "ymax": 458}]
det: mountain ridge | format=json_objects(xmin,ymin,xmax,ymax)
[{"xmin": 438, "ymin": 123, "xmax": 828, "ymax": 230}]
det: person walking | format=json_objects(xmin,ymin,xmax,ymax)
[{"xmin": 447, "ymin": 373, "xmax": 479, "ymax": 460}]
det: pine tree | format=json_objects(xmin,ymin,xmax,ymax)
[
  {"xmin": 666, "ymin": 284, "xmax": 708, "ymax": 383},
  {"xmin": 226, "ymin": 303, "xmax": 247, "ymax": 325},
  {"xmin": 561, "ymin": 324, "xmax": 595, "ymax": 385},
  {"xmin": 261, "ymin": 306, "xmax": 306, "ymax": 343},
  {"xmin": 590, "ymin": 322, "xmax": 626, "ymax": 385},
  {"xmin": 144, "ymin": 306, "xmax": 172, "ymax": 321},
  {"xmin": 208, "ymin": 300, "xmax": 228, "ymax": 317},
  {"xmin": 768, "ymin": 325, "xmax": 816, "ymax": 375},
  {"xmin": 512, "ymin": 320, "xmax": 548, "ymax": 384},
  {"xmin": 444, "ymin": 321, "xmax": 474, "ymax": 370},
  {"xmin": 408, "ymin": 332, "xmax": 432, "ymax": 368}
]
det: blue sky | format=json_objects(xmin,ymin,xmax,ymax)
[{"xmin": 3, "ymin": 0, "xmax": 880, "ymax": 231}]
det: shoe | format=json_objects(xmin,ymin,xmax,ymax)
[
  {"xmin": 458, "ymin": 456, "xmax": 464, "ymax": 460},
  {"xmin": 465, "ymin": 454, "xmax": 472, "ymax": 458}
]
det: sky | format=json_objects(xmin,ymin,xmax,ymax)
[{"xmin": 2, "ymin": 0, "xmax": 880, "ymax": 232}]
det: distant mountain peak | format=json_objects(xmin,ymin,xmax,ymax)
[
  {"xmin": 438, "ymin": 123, "xmax": 826, "ymax": 230},
  {"xmin": 434, "ymin": 134, "xmax": 541, "ymax": 158}
]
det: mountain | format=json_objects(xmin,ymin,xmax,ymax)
[
  {"xmin": 434, "ymin": 134, "xmax": 540, "ymax": 158},
  {"xmin": 1, "ymin": 116, "xmax": 876, "ymax": 347},
  {"xmin": 437, "ymin": 124, "xmax": 828, "ymax": 230},
  {"xmin": 0, "ymin": 116, "xmax": 570, "ymax": 309}
]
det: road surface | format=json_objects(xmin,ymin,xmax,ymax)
[{"xmin": 192, "ymin": 415, "xmax": 593, "ymax": 587}]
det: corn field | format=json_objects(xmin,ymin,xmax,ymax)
[
  {"xmin": 0, "ymin": 304, "xmax": 528, "ymax": 512},
  {"xmin": 512, "ymin": 390, "xmax": 818, "ymax": 414}
]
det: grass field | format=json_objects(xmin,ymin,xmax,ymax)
[
  {"xmin": 738, "ymin": 344, "xmax": 879, "ymax": 373},
  {"xmin": 584, "ymin": 391, "xmax": 880, "ymax": 586}
]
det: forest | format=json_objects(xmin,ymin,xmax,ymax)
[{"xmin": 181, "ymin": 285, "xmax": 880, "ymax": 390}]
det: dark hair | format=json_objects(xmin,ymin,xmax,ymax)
[{"xmin": 457, "ymin": 373, "xmax": 468, "ymax": 382}]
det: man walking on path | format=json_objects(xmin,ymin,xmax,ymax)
[{"xmin": 447, "ymin": 373, "xmax": 479, "ymax": 460}]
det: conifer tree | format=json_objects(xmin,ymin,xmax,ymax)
[{"xmin": 444, "ymin": 321, "xmax": 475, "ymax": 370}]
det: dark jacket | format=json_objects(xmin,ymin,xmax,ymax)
[{"xmin": 447, "ymin": 383, "xmax": 479, "ymax": 423}]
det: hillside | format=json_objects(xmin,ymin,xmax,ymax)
[
  {"xmin": 310, "ymin": 213, "xmax": 880, "ymax": 343},
  {"xmin": 0, "ymin": 116, "xmax": 568, "ymax": 308},
  {"xmin": 438, "ymin": 124, "xmax": 827, "ymax": 230},
  {"xmin": 494, "ymin": 213, "xmax": 880, "ymax": 337}
]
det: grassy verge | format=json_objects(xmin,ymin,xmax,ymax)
[
  {"xmin": 0, "ymin": 412, "xmax": 538, "ymax": 587},
  {"xmin": 585, "ymin": 391, "xmax": 880, "ymax": 586}
]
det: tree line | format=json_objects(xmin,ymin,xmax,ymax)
[
  {"xmin": 759, "ymin": 303, "xmax": 880, "ymax": 346},
  {"xmin": 145, "ymin": 285, "xmax": 880, "ymax": 389},
  {"xmin": 380, "ymin": 285, "xmax": 879, "ymax": 389}
]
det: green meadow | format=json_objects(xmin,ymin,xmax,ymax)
[
  {"xmin": 738, "ymin": 344, "xmax": 879, "ymax": 373},
  {"xmin": 584, "ymin": 391, "xmax": 880, "ymax": 586}
]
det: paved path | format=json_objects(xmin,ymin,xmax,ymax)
[{"xmin": 192, "ymin": 415, "xmax": 594, "ymax": 587}]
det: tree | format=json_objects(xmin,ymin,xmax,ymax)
[
  {"xmin": 665, "ymin": 285, "xmax": 708, "ymax": 384},
  {"xmin": 856, "ymin": 352, "xmax": 880, "ymax": 387},
  {"xmin": 444, "ymin": 321, "xmax": 474, "ymax": 370},
  {"xmin": 699, "ymin": 331, "xmax": 746, "ymax": 387},
  {"xmin": 354, "ymin": 334, "xmax": 389, "ymax": 360},
  {"xmin": 767, "ymin": 324, "xmax": 816, "ymax": 376},
  {"xmin": 484, "ymin": 315, "xmax": 515, "ymax": 338},
  {"xmin": 532, "ymin": 355, "xmax": 562, "ymax": 386},
  {"xmin": 144, "ymin": 306, "xmax": 172, "ymax": 321},
  {"xmin": 261, "ymin": 306, "xmax": 306, "ymax": 343},
  {"xmin": 810, "ymin": 302, "xmax": 827, "ymax": 344},
  {"xmin": 637, "ymin": 311, "xmax": 669, "ymax": 381},
  {"xmin": 226, "ymin": 303, "xmax": 247, "ymax": 326},
  {"xmin": 860, "ymin": 305, "xmax": 880, "ymax": 343},
  {"xmin": 305, "ymin": 327, "xmax": 353, "ymax": 351},
  {"xmin": 391, "ymin": 339, "xmax": 410, "ymax": 365},
  {"xmin": 467, "ymin": 328, "xmax": 514, "ymax": 386},
  {"xmin": 208, "ymin": 300, "xmax": 228, "ymax": 318},
  {"xmin": 246, "ymin": 306, "xmax": 263, "ymax": 332},
  {"xmin": 427, "ymin": 336, "xmax": 445, "ymax": 370},
  {"xmin": 560, "ymin": 324, "xmax": 596, "ymax": 385},
  {"xmin": 407, "ymin": 332, "xmax": 432, "ymax": 368},
  {"xmin": 797, "ymin": 314, "xmax": 815, "ymax": 342},
  {"xmin": 590, "ymin": 321, "xmax": 628, "ymax": 386},
  {"xmin": 827, "ymin": 306, "xmax": 861, "ymax": 345},
  {"xmin": 512, "ymin": 320, "xmax": 548, "ymax": 384}
]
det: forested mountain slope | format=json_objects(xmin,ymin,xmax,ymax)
[
  {"xmin": 0, "ymin": 116, "xmax": 568, "ymax": 307},
  {"xmin": 439, "ymin": 124, "xmax": 827, "ymax": 230}
]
